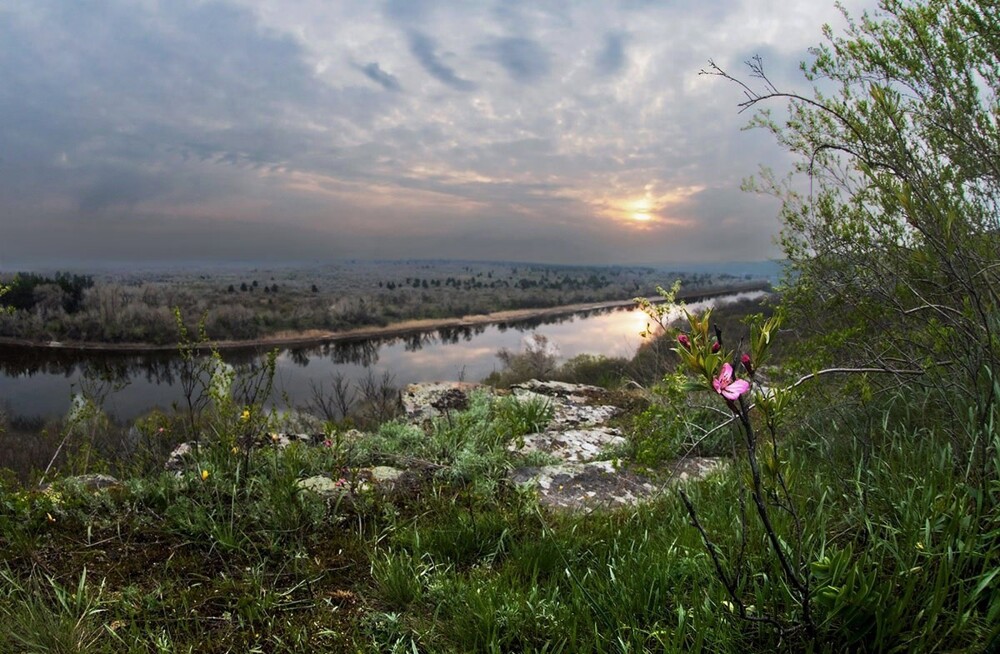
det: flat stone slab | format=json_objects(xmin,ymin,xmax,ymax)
[
  {"xmin": 513, "ymin": 427, "xmax": 626, "ymax": 463},
  {"xmin": 509, "ymin": 461, "xmax": 656, "ymax": 510},
  {"xmin": 510, "ymin": 456, "xmax": 728, "ymax": 511}
]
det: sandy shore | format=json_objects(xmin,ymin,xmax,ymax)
[{"xmin": 0, "ymin": 283, "xmax": 769, "ymax": 353}]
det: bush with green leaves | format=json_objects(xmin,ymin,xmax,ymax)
[{"xmin": 710, "ymin": 0, "xmax": 1000, "ymax": 471}]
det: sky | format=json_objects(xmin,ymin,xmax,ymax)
[{"xmin": 0, "ymin": 0, "xmax": 880, "ymax": 268}]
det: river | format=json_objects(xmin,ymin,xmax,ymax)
[{"xmin": 0, "ymin": 291, "xmax": 765, "ymax": 424}]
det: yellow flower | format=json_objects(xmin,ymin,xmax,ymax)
[
  {"xmin": 231, "ymin": 446, "xmax": 239, "ymax": 455},
  {"xmin": 240, "ymin": 408, "xmax": 251, "ymax": 422},
  {"xmin": 201, "ymin": 469, "xmax": 210, "ymax": 481}
]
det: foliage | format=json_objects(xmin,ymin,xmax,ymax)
[
  {"xmin": 710, "ymin": 0, "xmax": 1000, "ymax": 464},
  {"xmin": 488, "ymin": 333, "xmax": 560, "ymax": 386},
  {"xmin": 0, "ymin": 271, "xmax": 93, "ymax": 314}
]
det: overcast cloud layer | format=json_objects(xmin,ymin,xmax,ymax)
[{"xmin": 0, "ymin": 0, "xmax": 878, "ymax": 267}]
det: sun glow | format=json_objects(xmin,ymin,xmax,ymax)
[{"xmin": 629, "ymin": 198, "xmax": 653, "ymax": 223}]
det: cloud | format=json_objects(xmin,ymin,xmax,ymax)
[
  {"xmin": 484, "ymin": 37, "xmax": 551, "ymax": 83},
  {"xmin": 406, "ymin": 31, "xmax": 476, "ymax": 91},
  {"xmin": 0, "ymin": 0, "xmax": 883, "ymax": 267},
  {"xmin": 595, "ymin": 32, "xmax": 628, "ymax": 75},
  {"xmin": 357, "ymin": 61, "xmax": 402, "ymax": 91}
]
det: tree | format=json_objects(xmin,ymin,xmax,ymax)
[{"xmin": 709, "ymin": 0, "xmax": 1000, "ymax": 453}]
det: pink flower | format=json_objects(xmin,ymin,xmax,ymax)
[
  {"xmin": 713, "ymin": 363, "xmax": 750, "ymax": 401},
  {"xmin": 677, "ymin": 333, "xmax": 691, "ymax": 350},
  {"xmin": 711, "ymin": 341, "xmax": 721, "ymax": 353},
  {"xmin": 741, "ymin": 353, "xmax": 753, "ymax": 376}
]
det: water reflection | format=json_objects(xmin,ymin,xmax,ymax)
[{"xmin": 0, "ymin": 292, "xmax": 764, "ymax": 422}]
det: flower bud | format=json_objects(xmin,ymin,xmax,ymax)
[
  {"xmin": 711, "ymin": 341, "xmax": 721, "ymax": 353},
  {"xmin": 677, "ymin": 333, "xmax": 691, "ymax": 350},
  {"xmin": 741, "ymin": 353, "xmax": 753, "ymax": 375}
]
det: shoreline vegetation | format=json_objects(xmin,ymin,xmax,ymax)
[
  {"xmin": 0, "ymin": 260, "xmax": 774, "ymax": 347},
  {"xmin": 0, "ymin": 281, "xmax": 769, "ymax": 353}
]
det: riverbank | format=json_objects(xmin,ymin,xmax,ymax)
[{"xmin": 0, "ymin": 283, "xmax": 769, "ymax": 354}]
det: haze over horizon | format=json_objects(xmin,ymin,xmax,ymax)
[{"xmin": 1, "ymin": 0, "xmax": 878, "ymax": 268}]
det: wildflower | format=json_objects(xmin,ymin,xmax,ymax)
[
  {"xmin": 240, "ymin": 408, "xmax": 251, "ymax": 422},
  {"xmin": 711, "ymin": 341, "xmax": 721, "ymax": 353},
  {"xmin": 677, "ymin": 333, "xmax": 691, "ymax": 350},
  {"xmin": 741, "ymin": 353, "xmax": 753, "ymax": 376},
  {"xmin": 231, "ymin": 446, "xmax": 239, "ymax": 455},
  {"xmin": 201, "ymin": 469, "xmax": 210, "ymax": 481},
  {"xmin": 323, "ymin": 439, "xmax": 333, "ymax": 448},
  {"xmin": 46, "ymin": 512, "xmax": 56, "ymax": 523},
  {"xmin": 712, "ymin": 363, "xmax": 750, "ymax": 401},
  {"xmin": 157, "ymin": 427, "xmax": 165, "ymax": 433}
]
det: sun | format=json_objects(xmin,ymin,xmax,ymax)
[{"xmin": 629, "ymin": 198, "xmax": 653, "ymax": 223}]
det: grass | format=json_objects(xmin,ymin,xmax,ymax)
[{"xmin": 1, "ymin": 355, "xmax": 998, "ymax": 651}]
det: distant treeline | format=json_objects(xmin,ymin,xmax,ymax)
[{"xmin": 0, "ymin": 272, "xmax": 94, "ymax": 314}]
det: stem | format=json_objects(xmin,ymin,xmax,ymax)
[
  {"xmin": 679, "ymin": 489, "xmax": 784, "ymax": 633},
  {"xmin": 735, "ymin": 396, "xmax": 815, "ymax": 636}
]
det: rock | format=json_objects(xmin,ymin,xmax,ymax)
[
  {"xmin": 511, "ymin": 379, "xmax": 605, "ymax": 402},
  {"xmin": 40, "ymin": 473, "xmax": 120, "ymax": 492},
  {"xmin": 165, "ymin": 441, "xmax": 198, "ymax": 472},
  {"xmin": 512, "ymin": 427, "xmax": 627, "ymax": 463},
  {"xmin": 509, "ymin": 461, "xmax": 656, "ymax": 510},
  {"xmin": 297, "ymin": 466, "xmax": 406, "ymax": 498},
  {"xmin": 264, "ymin": 433, "xmax": 326, "ymax": 448},
  {"xmin": 509, "ymin": 456, "xmax": 728, "ymax": 511},
  {"xmin": 402, "ymin": 382, "xmax": 483, "ymax": 422},
  {"xmin": 270, "ymin": 409, "xmax": 327, "ymax": 434},
  {"xmin": 297, "ymin": 475, "xmax": 349, "ymax": 497},
  {"xmin": 369, "ymin": 466, "xmax": 404, "ymax": 483},
  {"xmin": 550, "ymin": 403, "xmax": 619, "ymax": 430},
  {"xmin": 669, "ymin": 456, "xmax": 727, "ymax": 481}
]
